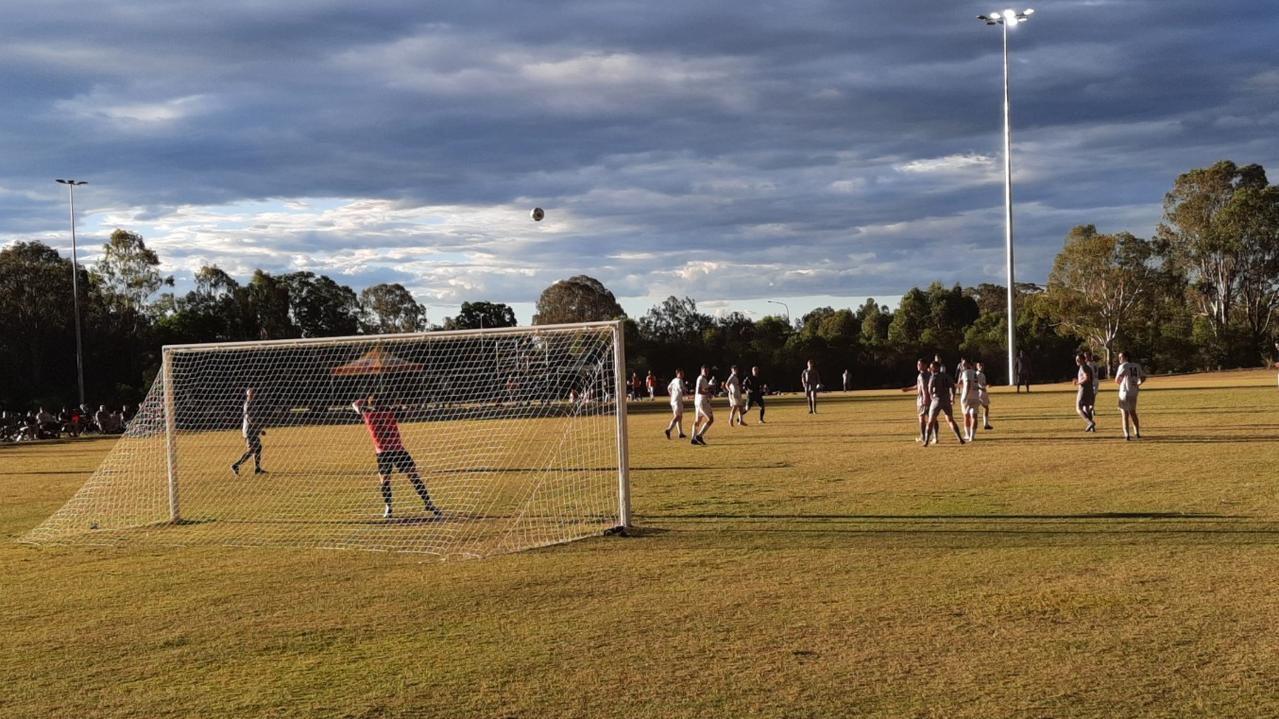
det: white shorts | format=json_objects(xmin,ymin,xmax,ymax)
[
  {"xmin": 961, "ymin": 395, "xmax": 980, "ymax": 413},
  {"xmin": 1118, "ymin": 391, "xmax": 1138, "ymax": 412},
  {"xmin": 670, "ymin": 400, "xmax": 683, "ymax": 415},
  {"xmin": 695, "ymin": 398, "xmax": 713, "ymax": 419},
  {"xmin": 727, "ymin": 390, "xmax": 742, "ymax": 408}
]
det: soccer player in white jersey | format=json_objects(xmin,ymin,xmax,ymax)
[
  {"xmin": 901, "ymin": 358, "xmax": 931, "ymax": 443},
  {"xmin": 726, "ymin": 365, "xmax": 747, "ymax": 427},
  {"xmin": 1114, "ymin": 352, "xmax": 1146, "ymax": 440},
  {"xmin": 664, "ymin": 369, "xmax": 688, "ymax": 440},
  {"xmin": 230, "ymin": 387, "xmax": 267, "ymax": 475},
  {"xmin": 975, "ymin": 361, "xmax": 993, "ymax": 431},
  {"xmin": 801, "ymin": 360, "xmax": 821, "ymax": 414},
  {"xmin": 956, "ymin": 358, "xmax": 981, "ymax": 441},
  {"xmin": 691, "ymin": 365, "xmax": 715, "ymax": 445}
]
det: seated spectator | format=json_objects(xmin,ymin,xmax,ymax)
[
  {"xmin": 36, "ymin": 407, "xmax": 59, "ymax": 439},
  {"xmin": 71, "ymin": 405, "xmax": 86, "ymax": 436},
  {"xmin": 19, "ymin": 412, "xmax": 40, "ymax": 441},
  {"xmin": 94, "ymin": 405, "xmax": 112, "ymax": 434},
  {"xmin": 109, "ymin": 410, "xmax": 126, "ymax": 434},
  {"xmin": 0, "ymin": 411, "xmax": 18, "ymax": 440}
]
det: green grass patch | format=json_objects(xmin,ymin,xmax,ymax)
[{"xmin": 3, "ymin": 370, "xmax": 1279, "ymax": 717}]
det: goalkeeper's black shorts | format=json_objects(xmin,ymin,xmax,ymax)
[{"xmin": 376, "ymin": 449, "xmax": 417, "ymax": 476}]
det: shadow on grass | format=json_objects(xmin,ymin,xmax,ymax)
[
  {"xmin": 646, "ymin": 512, "xmax": 1250, "ymax": 521},
  {"xmin": 624, "ymin": 511, "xmax": 1279, "ymax": 546}
]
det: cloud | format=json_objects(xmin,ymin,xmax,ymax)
[{"xmin": 0, "ymin": 0, "xmax": 1276, "ymax": 325}]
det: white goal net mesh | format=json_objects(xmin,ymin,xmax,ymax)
[{"xmin": 23, "ymin": 322, "xmax": 628, "ymax": 559}]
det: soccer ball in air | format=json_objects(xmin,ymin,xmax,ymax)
[{"xmin": 530, "ymin": 207, "xmax": 545, "ymax": 222}]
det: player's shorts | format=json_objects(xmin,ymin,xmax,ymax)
[
  {"xmin": 928, "ymin": 398, "xmax": 953, "ymax": 419},
  {"xmin": 978, "ymin": 392, "xmax": 990, "ymax": 408},
  {"xmin": 244, "ymin": 434, "xmax": 262, "ymax": 451},
  {"xmin": 961, "ymin": 394, "xmax": 981, "ymax": 413},
  {"xmin": 376, "ymin": 449, "xmax": 417, "ymax": 476},
  {"xmin": 670, "ymin": 399, "xmax": 683, "ymax": 414},
  {"xmin": 694, "ymin": 398, "xmax": 714, "ymax": 419},
  {"xmin": 1117, "ymin": 391, "xmax": 1138, "ymax": 412},
  {"xmin": 1077, "ymin": 387, "xmax": 1095, "ymax": 408},
  {"xmin": 916, "ymin": 399, "xmax": 928, "ymax": 417},
  {"xmin": 727, "ymin": 390, "xmax": 742, "ymax": 408}
]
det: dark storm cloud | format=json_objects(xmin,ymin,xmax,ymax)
[{"xmin": 2, "ymin": 0, "xmax": 1277, "ymax": 312}]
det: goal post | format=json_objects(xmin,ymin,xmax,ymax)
[{"xmin": 23, "ymin": 320, "xmax": 632, "ymax": 559}]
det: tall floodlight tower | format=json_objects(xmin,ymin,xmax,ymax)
[
  {"xmin": 56, "ymin": 178, "xmax": 89, "ymax": 406},
  {"xmin": 977, "ymin": 8, "xmax": 1033, "ymax": 385}
]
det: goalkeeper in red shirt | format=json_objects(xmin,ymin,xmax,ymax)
[{"xmin": 353, "ymin": 396, "xmax": 442, "ymax": 519}]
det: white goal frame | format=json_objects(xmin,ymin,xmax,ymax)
[{"xmin": 28, "ymin": 319, "xmax": 632, "ymax": 556}]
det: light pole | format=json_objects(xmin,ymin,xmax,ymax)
[
  {"xmin": 977, "ymin": 8, "xmax": 1033, "ymax": 385},
  {"xmin": 56, "ymin": 179, "xmax": 88, "ymax": 407},
  {"xmin": 766, "ymin": 300, "xmax": 791, "ymax": 326}
]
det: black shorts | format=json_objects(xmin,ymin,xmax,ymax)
[
  {"xmin": 245, "ymin": 434, "xmax": 262, "ymax": 451},
  {"xmin": 376, "ymin": 449, "xmax": 417, "ymax": 476}
]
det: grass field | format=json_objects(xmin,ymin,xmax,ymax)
[{"xmin": 4, "ymin": 369, "xmax": 1279, "ymax": 718}]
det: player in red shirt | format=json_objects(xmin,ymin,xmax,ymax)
[{"xmin": 353, "ymin": 396, "xmax": 441, "ymax": 519}]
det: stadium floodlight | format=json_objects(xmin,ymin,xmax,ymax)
[
  {"xmin": 55, "ymin": 179, "xmax": 89, "ymax": 407},
  {"xmin": 23, "ymin": 320, "xmax": 633, "ymax": 558},
  {"xmin": 766, "ymin": 299, "xmax": 791, "ymax": 325},
  {"xmin": 975, "ymin": 8, "xmax": 1033, "ymax": 386}
]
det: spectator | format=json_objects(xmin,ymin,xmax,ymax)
[
  {"xmin": 94, "ymin": 405, "xmax": 118, "ymax": 434},
  {"xmin": 36, "ymin": 407, "xmax": 59, "ymax": 438}
]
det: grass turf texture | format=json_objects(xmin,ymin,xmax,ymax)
[{"xmin": 3, "ymin": 369, "xmax": 1279, "ymax": 718}]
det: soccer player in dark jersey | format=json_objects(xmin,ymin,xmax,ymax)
[
  {"xmin": 1073, "ymin": 353, "xmax": 1097, "ymax": 432},
  {"xmin": 231, "ymin": 388, "xmax": 267, "ymax": 475},
  {"xmin": 1015, "ymin": 350, "xmax": 1032, "ymax": 393},
  {"xmin": 353, "ymin": 396, "xmax": 441, "ymax": 519},
  {"xmin": 925, "ymin": 361, "xmax": 966, "ymax": 446},
  {"xmin": 743, "ymin": 366, "xmax": 767, "ymax": 423}
]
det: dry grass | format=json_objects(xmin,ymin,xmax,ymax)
[{"xmin": 3, "ymin": 369, "xmax": 1279, "ymax": 718}]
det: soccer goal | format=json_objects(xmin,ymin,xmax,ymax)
[{"xmin": 23, "ymin": 320, "xmax": 632, "ymax": 559}]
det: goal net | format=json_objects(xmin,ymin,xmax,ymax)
[{"xmin": 23, "ymin": 321, "xmax": 632, "ymax": 559}]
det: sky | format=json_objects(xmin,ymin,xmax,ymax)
[{"xmin": 2, "ymin": 0, "xmax": 1277, "ymax": 325}]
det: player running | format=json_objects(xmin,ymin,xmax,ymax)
[
  {"xmin": 1073, "ymin": 353, "xmax": 1097, "ymax": 432},
  {"xmin": 352, "ymin": 396, "xmax": 441, "ymax": 519},
  {"xmin": 802, "ymin": 360, "xmax": 821, "ymax": 414},
  {"xmin": 726, "ymin": 365, "xmax": 747, "ymax": 427},
  {"xmin": 691, "ymin": 365, "xmax": 715, "ymax": 445},
  {"xmin": 744, "ymin": 366, "xmax": 767, "ymax": 423},
  {"xmin": 665, "ymin": 369, "xmax": 688, "ymax": 440},
  {"xmin": 975, "ymin": 361, "xmax": 993, "ymax": 430},
  {"xmin": 901, "ymin": 358, "xmax": 932, "ymax": 444},
  {"xmin": 925, "ymin": 360, "xmax": 966, "ymax": 446},
  {"xmin": 956, "ymin": 358, "xmax": 981, "ymax": 442},
  {"xmin": 230, "ymin": 387, "xmax": 267, "ymax": 476},
  {"xmin": 1115, "ymin": 352, "xmax": 1146, "ymax": 440}
]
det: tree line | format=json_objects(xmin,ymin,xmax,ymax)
[{"xmin": 2, "ymin": 159, "xmax": 1275, "ymax": 409}]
